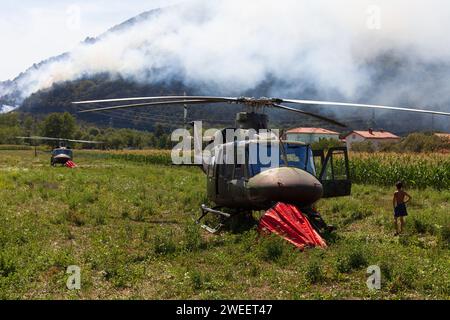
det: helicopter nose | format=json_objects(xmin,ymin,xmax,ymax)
[{"xmin": 248, "ymin": 167, "xmax": 323, "ymax": 207}]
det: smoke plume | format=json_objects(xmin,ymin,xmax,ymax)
[{"xmin": 4, "ymin": 0, "xmax": 450, "ymax": 128}]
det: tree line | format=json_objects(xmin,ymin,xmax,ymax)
[{"xmin": 0, "ymin": 112, "xmax": 173, "ymax": 150}]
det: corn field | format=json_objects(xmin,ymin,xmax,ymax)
[
  {"xmin": 80, "ymin": 150, "xmax": 449, "ymax": 189},
  {"xmin": 349, "ymin": 152, "xmax": 450, "ymax": 190}
]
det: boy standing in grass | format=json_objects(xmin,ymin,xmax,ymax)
[{"xmin": 393, "ymin": 181, "xmax": 412, "ymax": 236}]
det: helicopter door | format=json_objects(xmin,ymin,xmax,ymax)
[
  {"xmin": 216, "ymin": 148, "xmax": 233, "ymax": 198},
  {"xmin": 314, "ymin": 147, "xmax": 352, "ymax": 198},
  {"xmin": 217, "ymin": 164, "xmax": 233, "ymax": 197},
  {"xmin": 229, "ymin": 143, "xmax": 249, "ymax": 204}
]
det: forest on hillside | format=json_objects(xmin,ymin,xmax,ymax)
[{"xmin": 1, "ymin": 111, "xmax": 448, "ymax": 153}]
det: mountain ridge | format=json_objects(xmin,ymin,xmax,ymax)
[{"xmin": 0, "ymin": 8, "xmax": 162, "ymax": 109}]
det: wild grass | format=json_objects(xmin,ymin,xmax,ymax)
[{"xmin": 0, "ymin": 149, "xmax": 448, "ymax": 299}]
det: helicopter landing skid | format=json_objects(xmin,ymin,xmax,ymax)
[{"xmin": 196, "ymin": 205, "xmax": 232, "ymax": 234}]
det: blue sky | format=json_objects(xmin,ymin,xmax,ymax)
[{"xmin": 0, "ymin": 0, "xmax": 180, "ymax": 81}]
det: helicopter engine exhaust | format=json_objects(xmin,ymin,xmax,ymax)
[{"xmin": 259, "ymin": 203, "xmax": 327, "ymax": 250}]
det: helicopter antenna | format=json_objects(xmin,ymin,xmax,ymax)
[{"xmin": 16, "ymin": 136, "xmax": 104, "ymax": 144}]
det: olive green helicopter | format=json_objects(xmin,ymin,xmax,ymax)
[
  {"xmin": 16, "ymin": 136, "xmax": 103, "ymax": 166},
  {"xmin": 74, "ymin": 96, "xmax": 450, "ymax": 233}
]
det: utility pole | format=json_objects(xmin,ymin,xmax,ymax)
[
  {"xmin": 371, "ymin": 109, "xmax": 376, "ymax": 128},
  {"xmin": 183, "ymin": 91, "xmax": 188, "ymax": 130},
  {"xmin": 431, "ymin": 114, "xmax": 435, "ymax": 133}
]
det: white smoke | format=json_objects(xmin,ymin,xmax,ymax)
[
  {"xmin": 0, "ymin": 105, "xmax": 15, "ymax": 114},
  {"xmin": 8, "ymin": 0, "xmax": 450, "ymax": 114}
]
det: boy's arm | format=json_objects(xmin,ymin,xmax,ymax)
[
  {"xmin": 393, "ymin": 194, "xmax": 397, "ymax": 208},
  {"xmin": 405, "ymin": 192, "xmax": 412, "ymax": 203}
]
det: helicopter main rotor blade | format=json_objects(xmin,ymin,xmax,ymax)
[
  {"xmin": 77, "ymin": 99, "xmax": 228, "ymax": 113},
  {"xmin": 65, "ymin": 139, "xmax": 104, "ymax": 144},
  {"xmin": 16, "ymin": 136, "xmax": 63, "ymax": 141},
  {"xmin": 282, "ymin": 99, "xmax": 450, "ymax": 117},
  {"xmin": 73, "ymin": 96, "xmax": 238, "ymax": 105},
  {"xmin": 16, "ymin": 136, "xmax": 103, "ymax": 144},
  {"xmin": 272, "ymin": 104, "xmax": 347, "ymax": 128},
  {"xmin": 73, "ymin": 95, "xmax": 450, "ymax": 123}
]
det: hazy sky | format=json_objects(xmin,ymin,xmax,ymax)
[{"xmin": 0, "ymin": 0, "xmax": 179, "ymax": 81}]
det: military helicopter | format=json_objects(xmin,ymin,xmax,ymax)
[
  {"xmin": 16, "ymin": 136, "xmax": 103, "ymax": 166},
  {"xmin": 74, "ymin": 96, "xmax": 450, "ymax": 234}
]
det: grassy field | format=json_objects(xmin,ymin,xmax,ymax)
[{"xmin": 0, "ymin": 149, "xmax": 449, "ymax": 300}]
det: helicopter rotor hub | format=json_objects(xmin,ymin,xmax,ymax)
[{"xmin": 235, "ymin": 97, "xmax": 282, "ymax": 112}]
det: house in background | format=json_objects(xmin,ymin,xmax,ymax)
[
  {"xmin": 286, "ymin": 128, "xmax": 340, "ymax": 144},
  {"xmin": 435, "ymin": 133, "xmax": 450, "ymax": 141},
  {"xmin": 345, "ymin": 129, "xmax": 401, "ymax": 150}
]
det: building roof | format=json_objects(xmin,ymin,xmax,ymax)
[
  {"xmin": 435, "ymin": 133, "xmax": 450, "ymax": 141},
  {"xmin": 287, "ymin": 128, "xmax": 339, "ymax": 135},
  {"xmin": 345, "ymin": 130, "xmax": 400, "ymax": 140}
]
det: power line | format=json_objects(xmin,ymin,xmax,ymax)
[{"xmin": 93, "ymin": 110, "xmax": 185, "ymax": 127}]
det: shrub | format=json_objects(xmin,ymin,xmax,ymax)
[
  {"xmin": 184, "ymin": 224, "xmax": 205, "ymax": 252},
  {"xmin": 153, "ymin": 231, "xmax": 177, "ymax": 255},
  {"xmin": 351, "ymin": 141, "xmax": 377, "ymax": 153},
  {"xmin": 394, "ymin": 133, "xmax": 450, "ymax": 153},
  {"xmin": 305, "ymin": 260, "xmax": 325, "ymax": 284},
  {"xmin": 439, "ymin": 225, "xmax": 450, "ymax": 247},
  {"xmin": 390, "ymin": 265, "xmax": 418, "ymax": 292},
  {"xmin": 380, "ymin": 261, "xmax": 394, "ymax": 282},
  {"xmin": 412, "ymin": 217, "xmax": 429, "ymax": 234},
  {"xmin": 191, "ymin": 270, "xmax": 203, "ymax": 290},
  {"xmin": 259, "ymin": 236, "xmax": 285, "ymax": 262},
  {"xmin": 335, "ymin": 245, "xmax": 368, "ymax": 274},
  {"xmin": 0, "ymin": 253, "xmax": 16, "ymax": 277},
  {"xmin": 64, "ymin": 210, "xmax": 85, "ymax": 227},
  {"xmin": 311, "ymin": 138, "xmax": 344, "ymax": 151}
]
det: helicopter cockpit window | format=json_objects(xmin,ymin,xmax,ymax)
[
  {"xmin": 249, "ymin": 143, "xmax": 280, "ymax": 176},
  {"xmin": 249, "ymin": 143, "xmax": 316, "ymax": 177},
  {"xmin": 53, "ymin": 149, "xmax": 73, "ymax": 157},
  {"xmin": 285, "ymin": 144, "xmax": 316, "ymax": 176}
]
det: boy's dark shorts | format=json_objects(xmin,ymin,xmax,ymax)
[{"xmin": 394, "ymin": 203, "xmax": 408, "ymax": 218}]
